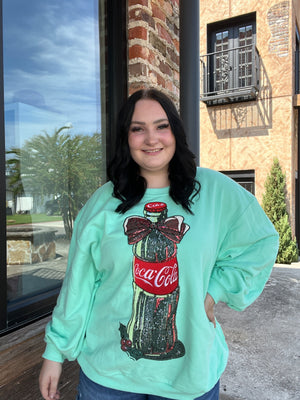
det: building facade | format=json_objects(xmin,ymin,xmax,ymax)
[{"xmin": 199, "ymin": 0, "xmax": 300, "ymax": 243}]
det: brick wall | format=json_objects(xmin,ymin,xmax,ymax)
[
  {"xmin": 127, "ymin": 0, "xmax": 180, "ymax": 105},
  {"xmin": 267, "ymin": 1, "xmax": 290, "ymax": 57}
]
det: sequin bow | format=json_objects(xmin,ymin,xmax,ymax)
[{"xmin": 123, "ymin": 216, "xmax": 189, "ymax": 244}]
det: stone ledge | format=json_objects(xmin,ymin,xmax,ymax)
[{"xmin": 7, "ymin": 226, "xmax": 57, "ymax": 265}]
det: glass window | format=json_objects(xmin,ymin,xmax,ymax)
[
  {"xmin": 212, "ymin": 22, "xmax": 255, "ymax": 91},
  {"xmin": 4, "ymin": 1, "xmax": 106, "ymax": 310},
  {"xmin": 201, "ymin": 14, "xmax": 258, "ymax": 104},
  {"xmin": 215, "ymin": 30, "xmax": 229, "ymax": 91},
  {"xmin": 238, "ymin": 24, "xmax": 254, "ymax": 87},
  {"xmin": 221, "ymin": 170, "xmax": 255, "ymax": 195}
]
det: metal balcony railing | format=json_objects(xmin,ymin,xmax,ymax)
[{"xmin": 200, "ymin": 45, "xmax": 260, "ymax": 105}]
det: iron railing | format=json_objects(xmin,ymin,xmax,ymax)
[{"xmin": 200, "ymin": 45, "xmax": 260, "ymax": 105}]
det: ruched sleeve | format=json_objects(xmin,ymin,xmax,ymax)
[
  {"xmin": 42, "ymin": 210, "xmax": 102, "ymax": 363},
  {"xmin": 208, "ymin": 197, "xmax": 279, "ymax": 311}
]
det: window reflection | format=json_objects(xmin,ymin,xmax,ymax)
[{"xmin": 4, "ymin": 0, "xmax": 105, "ymax": 302}]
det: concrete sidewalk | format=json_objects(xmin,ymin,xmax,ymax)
[{"xmin": 217, "ymin": 263, "xmax": 300, "ymax": 400}]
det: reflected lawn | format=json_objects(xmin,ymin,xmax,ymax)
[{"xmin": 7, "ymin": 213, "xmax": 62, "ymax": 225}]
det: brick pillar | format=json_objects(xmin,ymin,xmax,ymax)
[{"xmin": 128, "ymin": 0, "xmax": 180, "ymax": 105}]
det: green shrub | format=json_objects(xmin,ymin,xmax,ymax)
[
  {"xmin": 274, "ymin": 215, "xmax": 298, "ymax": 264},
  {"xmin": 262, "ymin": 158, "xmax": 298, "ymax": 264}
]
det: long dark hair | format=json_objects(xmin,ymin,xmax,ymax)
[{"xmin": 107, "ymin": 88, "xmax": 200, "ymax": 213}]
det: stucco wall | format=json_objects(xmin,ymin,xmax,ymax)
[{"xmin": 199, "ymin": 0, "xmax": 298, "ymax": 233}]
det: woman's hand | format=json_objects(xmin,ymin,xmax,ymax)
[
  {"xmin": 204, "ymin": 293, "xmax": 216, "ymax": 328},
  {"xmin": 39, "ymin": 359, "xmax": 62, "ymax": 400}
]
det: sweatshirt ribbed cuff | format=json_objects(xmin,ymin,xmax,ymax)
[
  {"xmin": 207, "ymin": 278, "xmax": 226, "ymax": 305},
  {"xmin": 42, "ymin": 342, "xmax": 65, "ymax": 363}
]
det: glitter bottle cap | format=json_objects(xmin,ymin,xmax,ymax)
[{"xmin": 144, "ymin": 202, "xmax": 167, "ymax": 213}]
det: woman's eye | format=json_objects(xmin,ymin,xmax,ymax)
[
  {"xmin": 157, "ymin": 123, "xmax": 170, "ymax": 130},
  {"xmin": 130, "ymin": 126, "xmax": 143, "ymax": 134}
]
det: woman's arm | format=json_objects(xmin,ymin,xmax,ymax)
[
  {"xmin": 39, "ymin": 359, "xmax": 62, "ymax": 400},
  {"xmin": 208, "ymin": 198, "xmax": 279, "ymax": 311}
]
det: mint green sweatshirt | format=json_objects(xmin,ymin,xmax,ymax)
[{"xmin": 43, "ymin": 168, "xmax": 279, "ymax": 399}]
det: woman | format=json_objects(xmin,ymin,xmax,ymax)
[{"xmin": 39, "ymin": 88, "xmax": 279, "ymax": 400}]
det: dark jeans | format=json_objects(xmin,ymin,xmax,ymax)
[{"xmin": 76, "ymin": 369, "xmax": 219, "ymax": 400}]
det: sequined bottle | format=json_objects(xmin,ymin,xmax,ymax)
[{"xmin": 123, "ymin": 202, "xmax": 188, "ymax": 360}]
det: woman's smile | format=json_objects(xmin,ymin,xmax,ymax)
[{"xmin": 143, "ymin": 148, "xmax": 163, "ymax": 154}]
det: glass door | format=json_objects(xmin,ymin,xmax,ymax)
[
  {"xmin": 2, "ymin": 0, "xmax": 107, "ymax": 328},
  {"xmin": 237, "ymin": 23, "xmax": 254, "ymax": 89},
  {"xmin": 214, "ymin": 30, "xmax": 230, "ymax": 93},
  {"xmin": 210, "ymin": 18, "xmax": 256, "ymax": 94}
]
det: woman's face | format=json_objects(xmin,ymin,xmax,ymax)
[{"xmin": 128, "ymin": 99, "xmax": 176, "ymax": 184}]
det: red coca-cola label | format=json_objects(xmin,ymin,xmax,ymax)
[{"xmin": 133, "ymin": 255, "xmax": 178, "ymax": 295}]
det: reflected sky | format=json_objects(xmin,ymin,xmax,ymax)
[{"xmin": 3, "ymin": 0, "xmax": 101, "ymax": 148}]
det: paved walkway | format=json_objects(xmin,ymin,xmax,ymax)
[{"xmin": 218, "ymin": 263, "xmax": 300, "ymax": 400}]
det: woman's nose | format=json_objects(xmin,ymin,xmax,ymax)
[{"xmin": 145, "ymin": 129, "xmax": 158, "ymax": 144}]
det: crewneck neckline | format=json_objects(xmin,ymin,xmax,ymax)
[{"xmin": 144, "ymin": 186, "xmax": 170, "ymax": 196}]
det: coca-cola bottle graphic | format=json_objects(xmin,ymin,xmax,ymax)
[{"xmin": 120, "ymin": 202, "xmax": 189, "ymax": 360}]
